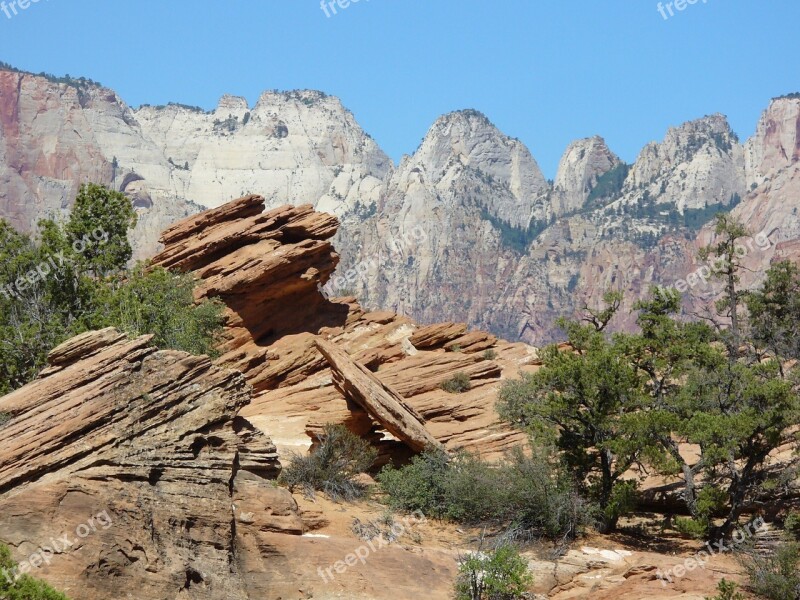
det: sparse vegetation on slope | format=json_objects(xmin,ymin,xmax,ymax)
[
  {"xmin": 480, "ymin": 208, "xmax": 552, "ymax": 254},
  {"xmin": 281, "ymin": 424, "xmax": 377, "ymax": 500},
  {"xmin": 741, "ymin": 542, "xmax": 800, "ymax": 600},
  {"xmin": 499, "ymin": 215, "xmax": 800, "ymax": 539},
  {"xmin": 0, "ymin": 543, "xmax": 70, "ymax": 599},
  {"xmin": 378, "ymin": 447, "xmax": 590, "ymax": 540},
  {"xmin": 0, "ymin": 61, "xmax": 100, "ymax": 89},
  {"xmin": 0, "ymin": 183, "xmax": 225, "ymax": 394},
  {"xmin": 586, "ymin": 163, "xmax": 631, "ymax": 207},
  {"xmin": 440, "ymin": 372, "xmax": 472, "ymax": 393}
]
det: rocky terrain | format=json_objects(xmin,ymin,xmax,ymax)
[
  {"xmin": 0, "ymin": 195, "xmax": 768, "ymax": 599},
  {"xmin": 149, "ymin": 194, "xmax": 531, "ymax": 462},
  {"xmin": 342, "ymin": 100, "xmax": 800, "ymax": 343},
  {"xmin": 1, "ymin": 62, "xmax": 799, "ymax": 344}
]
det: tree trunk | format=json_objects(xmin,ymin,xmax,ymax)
[{"xmin": 597, "ymin": 449, "xmax": 618, "ymax": 533}]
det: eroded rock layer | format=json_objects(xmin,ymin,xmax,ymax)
[
  {"xmin": 0, "ymin": 327, "xmax": 302, "ymax": 599},
  {"xmin": 150, "ymin": 195, "xmax": 532, "ymax": 460}
]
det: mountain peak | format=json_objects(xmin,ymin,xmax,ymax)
[
  {"xmin": 552, "ymin": 136, "xmax": 621, "ymax": 215},
  {"xmin": 438, "ymin": 108, "xmax": 494, "ymax": 127},
  {"xmin": 216, "ymin": 94, "xmax": 249, "ymax": 112}
]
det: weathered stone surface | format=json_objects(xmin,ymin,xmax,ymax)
[
  {"xmin": 409, "ymin": 322, "xmax": 468, "ymax": 349},
  {"xmin": 551, "ymin": 136, "xmax": 621, "ymax": 216},
  {"xmin": 0, "ymin": 328, "xmax": 297, "ymax": 600},
  {"xmin": 5, "ymin": 65, "xmax": 800, "ymax": 349}
]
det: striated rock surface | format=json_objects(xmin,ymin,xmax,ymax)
[
  {"xmin": 0, "ymin": 324, "xmax": 485, "ymax": 599},
  {"xmin": 315, "ymin": 338, "xmax": 444, "ymax": 453},
  {"xmin": 0, "ymin": 327, "xmax": 297, "ymax": 599}
]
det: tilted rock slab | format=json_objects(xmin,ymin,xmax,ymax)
[{"xmin": 315, "ymin": 338, "xmax": 443, "ymax": 453}]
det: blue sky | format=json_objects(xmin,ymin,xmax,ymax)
[{"xmin": 1, "ymin": 0, "xmax": 798, "ymax": 177}]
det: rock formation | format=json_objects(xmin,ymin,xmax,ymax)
[
  {"xmin": 1, "ymin": 190, "xmax": 793, "ymax": 599},
  {"xmin": 0, "ymin": 67, "xmax": 388, "ymax": 259},
  {"xmin": 0, "ymin": 193, "xmax": 535, "ymax": 598},
  {"xmin": 315, "ymin": 338, "xmax": 443, "ymax": 453},
  {"xmin": 150, "ymin": 194, "xmax": 531, "ymax": 461}
]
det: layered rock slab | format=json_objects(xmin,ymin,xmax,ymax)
[
  {"xmin": 0, "ymin": 328, "xmax": 295, "ymax": 600},
  {"xmin": 315, "ymin": 338, "xmax": 443, "ymax": 453}
]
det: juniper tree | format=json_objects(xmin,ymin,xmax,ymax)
[{"xmin": 499, "ymin": 292, "xmax": 650, "ymax": 532}]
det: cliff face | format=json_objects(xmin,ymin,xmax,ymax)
[
  {"xmin": 339, "ymin": 103, "xmax": 799, "ymax": 343},
  {"xmin": 2, "ymin": 63, "xmax": 800, "ymax": 344},
  {"xmin": 705, "ymin": 97, "xmax": 800, "ymax": 291},
  {"xmin": 621, "ymin": 114, "xmax": 746, "ymax": 212},
  {"xmin": 0, "ymin": 70, "xmax": 203, "ymax": 258},
  {"xmin": 0, "ymin": 70, "xmax": 388, "ymax": 259},
  {"xmin": 551, "ymin": 136, "xmax": 621, "ymax": 216},
  {"xmin": 132, "ymin": 91, "xmax": 391, "ymax": 216}
]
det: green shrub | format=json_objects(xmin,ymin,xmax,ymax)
[
  {"xmin": 742, "ymin": 542, "xmax": 800, "ymax": 600},
  {"xmin": 784, "ymin": 512, "xmax": 800, "ymax": 541},
  {"xmin": 0, "ymin": 185, "xmax": 226, "ymax": 393},
  {"xmin": 441, "ymin": 372, "xmax": 471, "ymax": 393},
  {"xmin": 281, "ymin": 424, "xmax": 377, "ymax": 500},
  {"xmin": 441, "ymin": 452, "xmax": 504, "ymax": 523},
  {"xmin": 379, "ymin": 449, "xmax": 501, "ymax": 522},
  {"xmin": 501, "ymin": 447, "xmax": 592, "ymax": 540},
  {"xmin": 673, "ymin": 486, "xmax": 727, "ymax": 539},
  {"xmin": 0, "ymin": 543, "xmax": 70, "ymax": 599},
  {"xmin": 482, "ymin": 349, "xmax": 498, "ymax": 361},
  {"xmin": 674, "ymin": 516, "xmax": 710, "ymax": 539},
  {"xmin": 87, "ymin": 265, "xmax": 226, "ymax": 358},
  {"xmin": 378, "ymin": 447, "xmax": 589, "ymax": 540},
  {"xmin": 705, "ymin": 579, "xmax": 745, "ymax": 600},
  {"xmin": 455, "ymin": 543, "xmax": 533, "ymax": 600},
  {"xmin": 378, "ymin": 448, "xmax": 451, "ymax": 517}
]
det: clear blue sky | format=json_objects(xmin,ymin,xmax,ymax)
[{"xmin": 1, "ymin": 0, "xmax": 798, "ymax": 177}]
